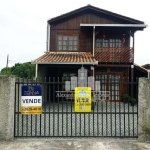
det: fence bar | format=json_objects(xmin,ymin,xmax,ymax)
[
  {"xmin": 70, "ymin": 80, "xmax": 73, "ymax": 136},
  {"xmin": 34, "ymin": 79, "xmax": 37, "ymax": 136},
  {"xmin": 53, "ymin": 77, "xmax": 55, "ymax": 136},
  {"xmin": 136, "ymin": 78, "xmax": 139, "ymax": 137},
  {"xmin": 17, "ymin": 78, "xmax": 20, "ymax": 137},
  {"xmin": 44, "ymin": 77, "xmax": 46, "ymax": 136},
  {"xmin": 14, "ymin": 81, "xmax": 17, "ymax": 137},
  {"xmin": 40, "ymin": 78, "xmax": 42, "ymax": 136},
  {"xmin": 62, "ymin": 77, "xmax": 64, "ymax": 136},
  {"xmin": 119, "ymin": 77, "xmax": 121, "ymax": 137},
  {"xmin": 22, "ymin": 78, "xmax": 24, "ymax": 136},
  {"xmin": 49, "ymin": 77, "xmax": 51, "ymax": 136},
  {"xmin": 66, "ymin": 83, "xmax": 68, "ymax": 136},
  {"xmin": 97, "ymin": 91, "xmax": 99, "ymax": 136},
  {"xmin": 114, "ymin": 75, "xmax": 116, "ymax": 137},
  {"xmin": 57, "ymin": 77, "xmax": 60, "ymax": 136}
]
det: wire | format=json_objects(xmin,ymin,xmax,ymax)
[{"xmin": 8, "ymin": 60, "xmax": 21, "ymax": 63}]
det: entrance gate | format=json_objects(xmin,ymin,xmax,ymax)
[{"xmin": 14, "ymin": 77, "xmax": 138, "ymax": 138}]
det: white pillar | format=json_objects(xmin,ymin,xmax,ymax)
[
  {"xmin": 130, "ymin": 35, "xmax": 133, "ymax": 48},
  {"xmin": 46, "ymin": 24, "xmax": 51, "ymax": 52},
  {"xmin": 48, "ymin": 24, "xmax": 50, "ymax": 51},
  {"xmin": 93, "ymin": 26, "xmax": 95, "ymax": 57},
  {"xmin": 46, "ymin": 23, "xmax": 48, "ymax": 52},
  {"xmin": 35, "ymin": 64, "xmax": 38, "ymax": 79}
]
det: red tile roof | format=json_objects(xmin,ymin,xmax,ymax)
[{"xmin": 33, "ymin": 52, "xmax": 98, "ymax": 64}]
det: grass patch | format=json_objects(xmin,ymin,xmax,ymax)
[{"xmin": 143, "ymin": 126, "xmax": 150, "ymax": 135}]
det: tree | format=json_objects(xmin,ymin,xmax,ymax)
[
  {"xmin": 0, "ymin": 62, "xmax": 35, "ymax": 79},
  {"xmin": 0, "ymin": 67, "xmax": 12, "ymax": 75}
]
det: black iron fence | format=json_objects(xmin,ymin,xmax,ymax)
[{"xmin": 14, "ymin": 77, "xmax": 138, "ymax": 138}]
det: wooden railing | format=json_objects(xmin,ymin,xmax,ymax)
[{"xmin": 94, "ymin": 47, "xmax": 134, "ymax": 63}]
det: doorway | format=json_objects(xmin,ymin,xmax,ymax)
[{"xmin": 95, "ymin": 73, "xmax": 122, "ymax": 101}]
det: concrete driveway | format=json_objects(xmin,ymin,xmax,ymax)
[{"xmin": 0, "ymin": 139, "xmax": 150, "ymax": 150}]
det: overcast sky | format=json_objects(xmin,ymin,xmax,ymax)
[{"xmin": 0, "ymin": 0, "xmax": 149, "ymax": 71}]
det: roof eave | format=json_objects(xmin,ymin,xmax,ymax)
[
  {"xmin": 32, "ymin": 61, "xmax": 98, "ymax": 65},
  {"xmin": 80, "ymin": 24, "xmax": 147, "ymax": 28}
]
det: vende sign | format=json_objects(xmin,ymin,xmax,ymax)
[
  {"xmin": 21, "ymin": 85, "xmax": 42, "ymax": 114},
  {"xmin": 74, "ymin": 87, "xmax": 91, "ymax": 112}
]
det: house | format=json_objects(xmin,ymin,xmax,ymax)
[
  {"xmin": 32, "ymin": 5, "xmax": 147, "ymax": 101},
  {"xmin": 142, "ymin": 64, "xmax": 150, "ymax": 71}
]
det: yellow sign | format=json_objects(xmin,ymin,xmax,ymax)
[{"xmin": 74, "ymin": 87, "xmax": 91, "ymax": 112}]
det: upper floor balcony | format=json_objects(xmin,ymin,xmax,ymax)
[
  {"xmin": 94, "ymin": 47, "xmax": 134, "ymax": 63},
  {"xmin": 80, "ymin": 38, "xmax": 134, "ymax": 63}
]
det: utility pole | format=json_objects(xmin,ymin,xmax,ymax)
[{"xmin": 6, "ymin": 54, "xmax": 9, "ymax": 74}]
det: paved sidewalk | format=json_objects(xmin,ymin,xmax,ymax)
[{"xmin": 0, "ymin": 139, "xmax": 150, "ymax": 150}]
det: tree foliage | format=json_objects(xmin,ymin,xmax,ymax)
[
  {"xmin": 0, "ymin": 67, "xmax": 12, "ymax": 75},
  {"xmin": 0, "ymin": 62, "xmax": 35, "ymax": 79}
]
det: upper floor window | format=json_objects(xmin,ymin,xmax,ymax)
[
  {"xmin": 58, "ymin": 35, "xmax": 78, "ymax": 51},
  {"xmin": 96, "ymin": 38, "xmax": 122, "ymax": 48}
]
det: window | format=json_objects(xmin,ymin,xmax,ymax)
[
  {"xmin": 96, "ymin": 39, "xmax": 102, "ymax": 48},
  {"xmin": 96, "ymin": 38, "xmax": 122, "ymax": 48},
  {"xmin": 58, "ymin": 35, "xmax": 78, "ymax": 51},
  {"xmin": 110, "ymin": 39, "xmax": 121, "ymax": 47}
]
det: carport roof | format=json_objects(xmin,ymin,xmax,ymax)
[
  {"xmin": 32, "ymin": 52, "xmax": 98, "ymax": 65},
  {"xmin": 134, "ymin": 63, "xmax": 148, "ymax": 73}
]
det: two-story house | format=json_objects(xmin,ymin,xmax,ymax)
[{"xmin": 33, "ymin": 5, "xmax": 147, "ymax": 101}]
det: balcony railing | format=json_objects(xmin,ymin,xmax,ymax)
[{"xmin": 94, "ymin": 47, "xmax": 134, "ymax": 63}]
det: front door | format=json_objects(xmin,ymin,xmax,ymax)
[{"xmin": 95, "ymin": 73, "xmax": 122, "ymax": 101}]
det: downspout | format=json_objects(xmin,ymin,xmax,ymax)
[
  {"xmin": 131, "ymin": 64, "xmax": 134, "ymax": 97},
  {"xmin": 46, "ymin": 23, "xmax": 51, "ymax": 52},
  {"xmin": 133, "ymin": 32, "xmax": 135, "ymax": 63},
  {"xmin": 48, "ymin": 24, "xmax": 50, "ymax": 51},
  {"xmin": 93, "ymin": 67, "xmax": 95, "ymax": 78},
  {"xmin": 90, "ymin": 66, "xmax": 95, "ymax": 90},
  {"xmin": 46, "ymin": 23, "xmax": 48, "ymax": 52},
  {"xmin": 93, "ymin": 26, "xmax": 95, "ymax": 57},
  {"xmin": 35, "ymin": 64, "xmax": 38, "ymax": 79},
  {"xmin": 93, "ymin": 67, "xmax": 95, "ymax": 91}
]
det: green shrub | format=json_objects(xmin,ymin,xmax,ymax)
[{"xmin": 123, "ymin": 94, "xmax": 130, "ymax": 103}]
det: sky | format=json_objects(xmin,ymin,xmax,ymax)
[{"xmin": 0, "ymin": 0, "xmax": 149, "ymax": 71}]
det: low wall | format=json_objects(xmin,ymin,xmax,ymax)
[
  {"xmin": 0, "ymin": 76, "xmax": 150, "ymax": 141},
  {"xmin": 0, "ymin": 76, "xmax": 15, "ymax": 140},
  {"xmin": 138, "ymin": 78, "xmax": 150, "ymax": 141}
]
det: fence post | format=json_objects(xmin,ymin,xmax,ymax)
[
  {"xmin": 138, "ymin": 77, "xmax": 150, "ymax": 141},
  {"xmin": 0, "ymin": 76, "xmax": 15, "ymax": 140}
]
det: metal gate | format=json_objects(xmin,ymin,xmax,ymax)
[{"xmin": 14, "ymin": 77, "xmax": 138, "ymax": 138}]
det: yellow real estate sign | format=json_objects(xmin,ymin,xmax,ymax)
[{"xmin": 74, "ymin": 87, "xmax": 91, "ymax": 112}]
